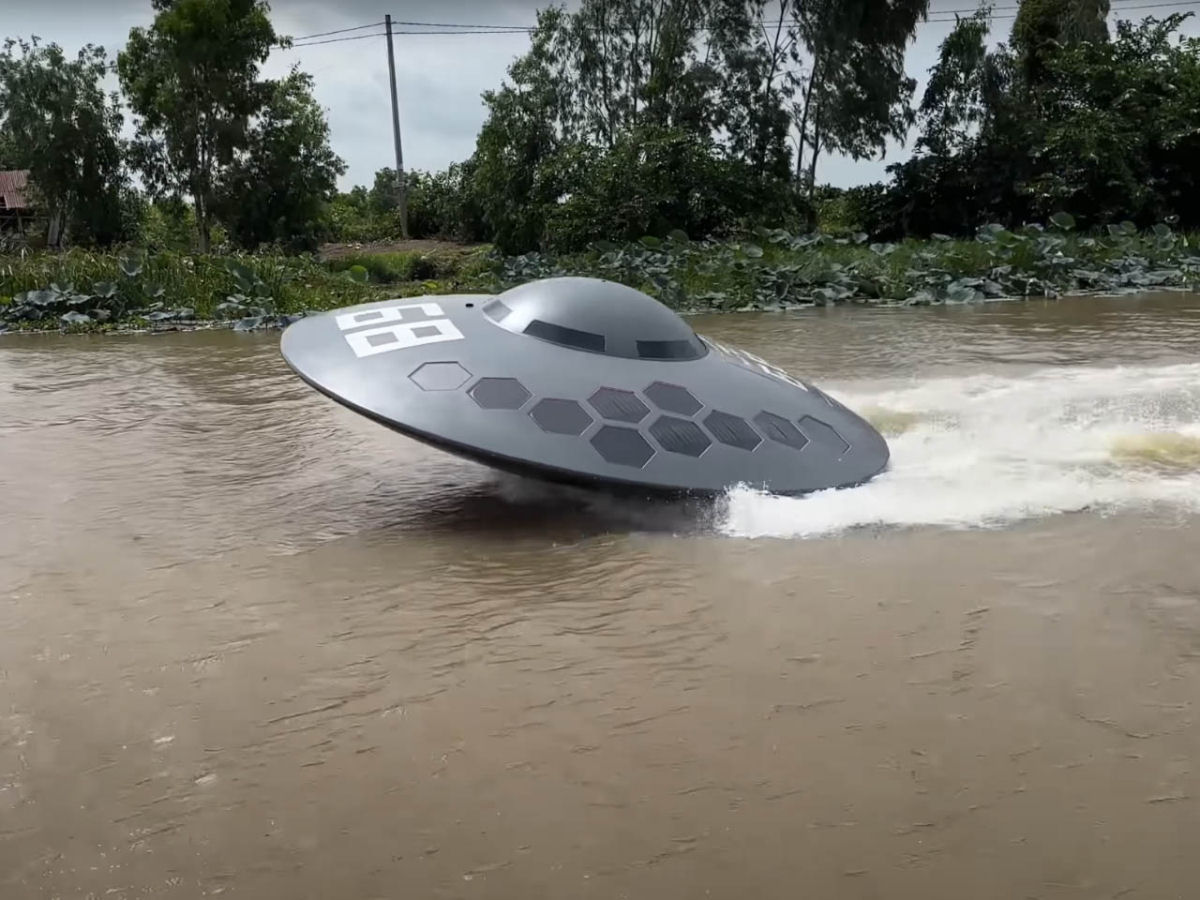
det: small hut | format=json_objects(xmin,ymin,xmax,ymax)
[{"xmin": 0, "ymin": 170, "xmax": 35, "ymax": 235}]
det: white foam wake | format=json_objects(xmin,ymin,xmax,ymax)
[{"xmin": 719, "ymin": 362, "xmax": 1200, "ymax": 539}]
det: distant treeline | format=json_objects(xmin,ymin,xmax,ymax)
[{"xmin": 3, "ymin": 0, "xmax": 1199, "ymax": 256}]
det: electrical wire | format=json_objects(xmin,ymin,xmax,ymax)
[
  {"xmin": 287, "ymin": 21, "xmax": 384, "ymax": 42},
  {"xmin": 287, "ymin": 32, "xmax": 387, "ymax": 47},
  {"xmin": 281, "ymin": 1, "xmax": 1200, "ymax": 51},
  {"xmin": 287, "ymin": 29, "xmax": 536, "ymax": 49},
  {"xmin": 387, "ymin": 20, "xmax": 532, "ymax": 31},
  {"xmin": 927, "ymin": 1, "xmax": 1200, "ymax": 23}
]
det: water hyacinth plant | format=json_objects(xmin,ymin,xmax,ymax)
[
  {"xmin": 2, "ymin": 217, "xmax": 1199, "ymax": 333},
  {"xmin": 494, "ymin": 216, "xmax": 1200, "ymax": 312},
  {"xmin": 0, "ymin": 250, "xmax": 386, "ymax": 332}
]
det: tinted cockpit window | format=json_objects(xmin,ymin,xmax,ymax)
[
  {"xmin": 523, "ymin": 319, "xmax": 606, "ymax": 353},
  {"xmin": 636, "ymin": 339, "xmax": 703, "ymax": 360}
]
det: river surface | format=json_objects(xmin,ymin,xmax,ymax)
[{"xmin": 2, "ymin": 292, "xmax": 1200, "ymax": 899}]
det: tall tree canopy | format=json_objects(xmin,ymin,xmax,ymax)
[
  {"xmin": 471, "ymin": 7, "xmax": 576, "ymax": 252},
  {"xmin": 792, "ymin": 0, "xmax": 930, "ymax": 195},
  {"xmin": 466, "ymin": 0, "xmax": 931, "ymax": 250},
  {"xmin": 117, "ymin": 0, "xmax": 280, "ymax": 252},
  {"xmin": 0, "ymin": 130, "xmax": 17, "ymax": 169},
  {"xmin": 867, "ymin": 6, "xmax": 1200, "ymax": 238},
  {"xmin": 218, "ymin": 68, "xmax": 346, "ymax": 251},
  {"xmin": 0, "ymin": 37, "xmax": 126, "ymax": 245},
  {"xmin": 1012, "ymin": 0, "xmax": 1111, "ymax": 87}
]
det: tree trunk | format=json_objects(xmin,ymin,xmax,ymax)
[
  {"xmin": 806, "ymin": 114, "xmax": 822, "ymax": 198},
  {"xmin": 47, "ymin": 206, "xmax": 65, "ymax": 248},
  {"xmin": 597, "ymin": 0, "xmax": 617, "ymax": 147},
  {"xmin": 196, "ymin": 193, "xmax": 210, "ymax": 254},
  {"xmin": 795, "ymin": 53, "xmax": 821, "ymax": 180},
  {"xmin": 754, "ymin": 1, "xmax": 789, "ymax": 176},
  {"xmin": 804, "ymin": 106, "xmax": 823, "ymax": 230}
]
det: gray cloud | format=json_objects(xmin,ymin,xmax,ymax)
[{"xmin": 7, "ymin": 0, "xmax": 1199, "ymax": 192}]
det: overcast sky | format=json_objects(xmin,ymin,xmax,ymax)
[{"xmin": 4, "ymin": 0, "xmax": 1198, "ymax": 192}]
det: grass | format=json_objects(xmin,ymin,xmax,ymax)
[
  {"xmin": 323, "ymin": 245, "xmax": 493, "ymax": 285},
  {"xmin": 3, "ymin": 219, "xmax": 1199, "ymax": 333}
]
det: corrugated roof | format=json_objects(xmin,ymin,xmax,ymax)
[{"xmin": 0, "ymin": 170, "xmax": 32, "ymax": 210}]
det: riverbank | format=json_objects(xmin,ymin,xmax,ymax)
[{"xmin": 3, "ymin": 219, "xmax": 1199, "ymax": 333}]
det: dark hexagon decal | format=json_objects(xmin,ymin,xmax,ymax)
[
  {"xmin": 590, "ymin": 425, "xmax": 655, "ymax": 468},
  {"xmin": 704, "ymin": 410, "xmax": 761, "ymax": 451},
  {"xmin": 644, "ymin": 381, "xmax": 702, "ymax": 416},
  {"xmin": 588, "ymin": 387, "xmax": 650, "ymax": 423},
  {"xmin": 798, "ymin": 415, "xmax": 850, "ymax": 456},
  {"xmin": 649, "ymin": 416, "xmax": 711, "ymax": 457},
  {"xmin": 409, "ymin": 361, "xmax": 471, "ymax": 391},
  {"xmin": 754, "ymin": 411, "xmax": 809, "ymax": 451},
  {"xmin": 469, "ymin": 377, "xmax": 531, "ymax": 410},
  {"xmin": 530, "ymin": 398, "xmax": 593, "ymax": 435}
]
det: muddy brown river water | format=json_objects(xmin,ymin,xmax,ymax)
[{"xmin": 2, "ymin": 292, "xmax": 1200, "ymax": 899}]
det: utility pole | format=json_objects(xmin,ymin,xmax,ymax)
[{"xmin": 384, "ymin": 14, "xmax": 409, "ymax": 239}]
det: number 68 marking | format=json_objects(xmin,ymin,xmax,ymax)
[{"xmin": 336, "ymin": 302, "xmax": 465, "ymax": 358}]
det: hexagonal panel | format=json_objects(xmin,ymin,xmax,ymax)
[
  {"xmin": 588, "ymin": 387, "xmax": 650, "ymax": 423},
  {"xmin": 590, "ymin": 425, "xmax": 655, "ymax": 468},
  {"xmin": 754, "ymin": 411, "xmax": 809, "ymax": 451},
  {"xmin": 798, "ymin": 415, "xmax": 850, "ymax": 456},
  {"xmin": 644, "ymin": 381, "xmax": 702, "ymax": 416},
  {"xmin": 409, "ymin": 361, "xmax": 471, "ymax": 391},
  {"xmin": 704, "ymin": 410, "xmax": 761, "ymax": 451},
  {"xmin": 649, "ymin": 416, "xmax": 711, "ymax": 457},
  {"xmin": 469, "ymin": 377, "xmax": 531, "ymax": 410},
  {"xmin": 530, "ymin": 398, "xmax": 593, "ymax": 435}
]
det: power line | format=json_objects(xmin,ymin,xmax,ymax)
[
  {"xmin": 387, "ymin": 20, "xmax": 532, "ymax": 31},
  {"xmin": 743, "ymin": 1, "xmax": 1200, "ymax": 29},
  {"xmin": 281, "ymin": 2, "xmax": 1200, "ymax": 51},
  {"xmin": 926, "ymin": 0, "xmax": 1200, "ymax": 22},
  {"xmin": 928, "ymin": 0, "xmax": 1198, "ymax": 10},
  {"xmin": 287, "ymin": 21, "xmax": 384, "ymax": 42},
  {"xmin": 288, "ymin": 28, "xmax": 535, "ymax": 49},
  {"xmin": 289, "ymin": 32, "xmax": 385, "ymax": 48},
  {"xmin": 283, "ymin": 18, "xmax": 532, "ymax": 48}
]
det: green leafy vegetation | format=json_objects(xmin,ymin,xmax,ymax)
[
  {"xmin": 4, "ymin": 218, "xmax": 1198, "ymax": 333},
  {"xmin": 0, "ymin": 37, "xmax": 130, "ymax": 246},
  {"xmin": 492, "ymin": 218, "xmax": 1200, "ymax": 310},
  {"xmin": 3, "ymin": 0, "xmax": 1200, "ymax": 332},
  {"xmin": 117, "ymin": 0, "xmax": 283, "ymax": 253},
  {"xmin": 322, "ymin": 1, "xmax": 1200, "ymax": 255},
  {"xmin": 0, "ymin": 251, "xmax": 383, "ymax": 332},
  {"xmin": 866, "ymin": 6, "xmax": 1200, "ymax": 239}
]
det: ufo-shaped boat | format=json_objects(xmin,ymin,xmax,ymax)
[{"xmin": 279, "ymin": 276, "xmax": 889, "ymax": 497}]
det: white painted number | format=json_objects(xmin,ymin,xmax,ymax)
[{"xmin": 336, "ymin": 302, "xmax": 465, "ymax": 358}]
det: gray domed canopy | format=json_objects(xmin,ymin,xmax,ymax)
[
  {"xmin": 483, "ymin": 277, "xmax": 709, "ymax": 361},
  {"xmin": 278, "ymin": 276, "xmax": 890, "ymax": 498}
]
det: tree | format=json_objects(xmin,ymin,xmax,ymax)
[
  {"xmin": 117, "ymin": 0, "xmax": 280, "ymax": 253},
  {"xmin": 470, "ymin": 7, "xmax": 574, "ymax": 253},
  {"xmin": 791, "ymin": 0, "xmax": 930, "ymax": 205},
  {"xmin": 708, "ymin": 0, "xmax": 797, "ymax": 179},
  {"xmin": 1012, "ymin": 0, "xmax": 1110, "ymax": 89},
  {"xmin": 0, "ymin": 37, "xmax": 127, "ymax": 245},
  {"xmin": 404, "ymin": 162, "xmax": 486, "ymax": 241},
  {"xmin": 868, "ymin": 6, "xmax": 1027, "ymax": 237},
  {"xmin": 915, "ymin": 7, "xmax": 996, "ymax": 156},
  {"xmin": 218, "ymin": 68, "xmax": 346, "ymax": 251},
  {"xmin": 1023, "ymin": 12, "xmax": 1200, "ymax": 226},
  {"xmin": 0, "ymin": 130, "xmax": 17, "ymax": 169},
  {"xmin": 873, "ymin": 7, "xmax": 1200, "ymax": 238},
  {"xmin": 563, "ymin": 0, "xmax": 721, "ymax": 147}
]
